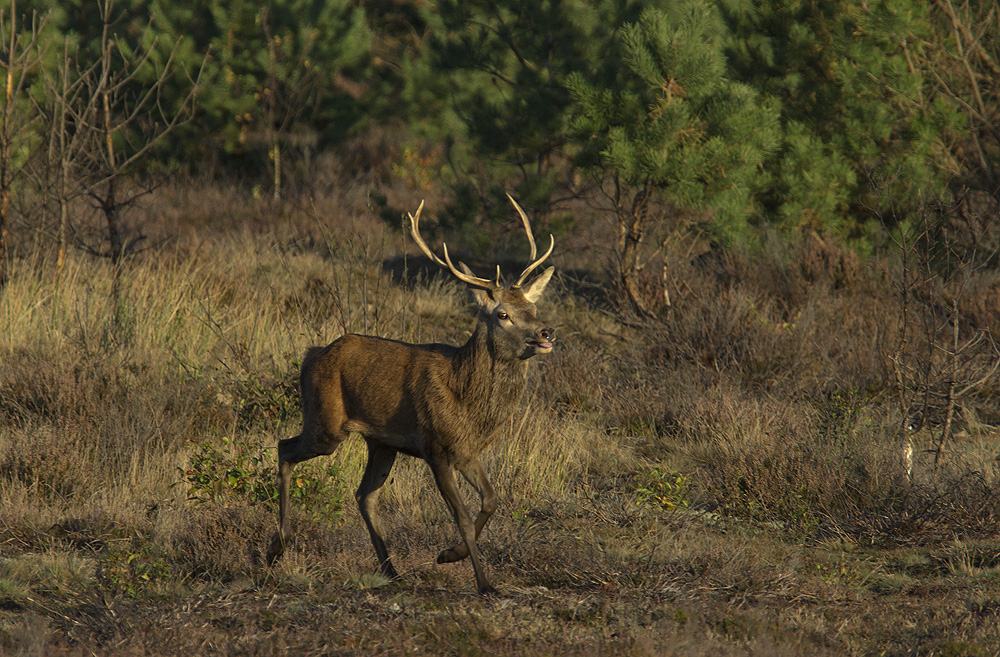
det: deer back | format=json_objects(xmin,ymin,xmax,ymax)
[{"xmin": 300, "ymin": 272, "xmax": 553, "ymax": 459}]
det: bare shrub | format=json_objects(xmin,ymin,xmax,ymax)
[
  {"xmin": 167, "ymin": 505, "xmax": 278, "ymax": 582},
  {"xmin": 696, "ymin": 417, "xmax": 888, "ymax": 537},
  {"xmin": 0, "ymin": 346, "xmax": 211, "ymax": 501},
  {"xmin": 591, "ymin": 225, "xmax": 1000, "ymax": 542}
]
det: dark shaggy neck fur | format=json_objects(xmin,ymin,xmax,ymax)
[{"xmin": 451, "ymin": 323, "xmax": 528, "ymax": 447}]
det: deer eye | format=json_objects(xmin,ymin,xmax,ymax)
[{"xmin": 497, "ymin": 311, "xmax": 509, "ymax": 320}]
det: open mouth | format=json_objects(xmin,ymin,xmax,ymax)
[{"xmin": 527, "ymin": 340, "xmax": 554, "ymax": 351}]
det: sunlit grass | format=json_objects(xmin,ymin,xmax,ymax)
[{"xmin": 2, "ymin": 187, "xmax": 1000, "ymax": 655}]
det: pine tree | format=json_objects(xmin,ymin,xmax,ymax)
[
  {"xmin": 153, "ymin": 0, "xmax": 371, "ymax": 193},
  {"xmin": 401, "ymin": 0, "xmax": 644, "ymax": 218},
  {"xmin": 721, "ymin": 0, "xmax": 962, "ymax": 235},
  {"xmin": 568, "ymin": 3, "xmax": 778, "ymax": 314}
]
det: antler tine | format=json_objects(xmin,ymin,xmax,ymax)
[
  {"xmin": 408, "ymin": 200, "xmax": 499, "ymax": 290},
  {"xmin": 507, "ymin": 193, "xmax": 537, "ymax": 261},
  {"xmin": 408, "ymin": 200, "xmax": 447, "ymax": 268},
  {"xmin": 506, "ymin": 195, "xmax": 555, "ymax": 288},
  {"xmin": 514, "ymin": 234, "xmax": 554, "ymax": 288},
  {"xmin": 441, "ymin": 243, "xmax": 501, "ymax": 289}
]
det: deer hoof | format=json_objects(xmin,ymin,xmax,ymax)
[
  {"xmin": 265, "ymin": 532, "xmax": 285, "ymax": 567},
  {"xmin": 478, "ymin": 584, "xmax": 499, "ymax": 597},
  {"xmin": 380, "ymin": 561, "xmax": 401, "ymax": 581},
  {"xmin": 437, "ymin": 546, "xmax": 468, "ymax": 564}
]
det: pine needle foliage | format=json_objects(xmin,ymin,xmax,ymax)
[{"xmin": 568, "ymin": 3, "xmax": 780, "ymax": 239}]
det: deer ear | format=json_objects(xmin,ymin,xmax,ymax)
[
  {"xmin": 459, "ymin": 262, "xmax": 497, "ymax": 307},
  {"xmin": 522, "ymin": 266, "xmax": 554, "ymax": 303}
]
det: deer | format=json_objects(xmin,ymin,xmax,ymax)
[{"xmin": 266, "ymin": 195, "xmax": 556, "ymax": 595}]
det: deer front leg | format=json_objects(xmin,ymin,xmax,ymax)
[
  {"xmin": 357, "ymin": 442, "xmax": 400, "ymax": 580},
  {"xmin": 437, "ymin": 458, "xmax": 497, "ymax": 564},
  {"xmin": 429, "ymin": 459, "xmax": 497, "ymax": 595}
]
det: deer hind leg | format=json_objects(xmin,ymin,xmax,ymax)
[
  {"xmin": 430, "ymin": 459, "xmax": 497, "ymax": 595},
  {"xmin": 266, "ymin": 429, "xmax": 344, "ymax": 567},
  {"xmin": 437, "ymin": 457, "xmax": 497, "ymax": 565},
  {"xmin": 266, "ymin": 435, "xmax": 303, "ymax": 566},
  {"xmin": 356, "ymin": 441, "xmax": 400, "ymax": 579}
]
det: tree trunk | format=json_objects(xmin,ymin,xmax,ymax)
[
  {"xmin": 103, "ymin": 176, "xmax": 127, "ymax": 331},
  {"xmin": 616, "ymin": 184, "xmax": 654, "ymax": 318},
  {"xmin": 56, "ymin": 37, "xmax": 69, "ymax": 278},
  {"xmin": 0, "ymin": 133, "xmax": 9, "ymax": 293},
  {"xmin": 933, "ymin": 299, "xmax": 961, "ymax": 479},
  {"xmin": 272, "ymin": 140, "xmax": 282, "ymax": 201},
  {"xmin": 104, "ymin": 179, "xmax": 122, "ymax": 265},
  {"xmin": 0, "ymin": 212, "xmax": 7, "ymax": 293},
  {"xmin": 0, "ymin": 11, "xmax": 11, "ymax": 294}
]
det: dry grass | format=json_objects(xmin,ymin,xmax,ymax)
[{"xmin": 1, "ymin": 185, "xmax": 999, "ymax": 655}]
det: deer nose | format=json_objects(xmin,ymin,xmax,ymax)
[{"xmin": 538, "ymin": 327, "xmax": 555, "ymax": 342}]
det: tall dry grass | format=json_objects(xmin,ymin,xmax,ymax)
[
  {"xmin": 3, "ymin": 186, "xmax": 1000, "ymax": 655},
  {"xmin": 0, "ymin": 194, "xmax": 628, "ymax": 586},
  {"xmin": 1, "ymin": 184, "xmax": 999, "ymax": 606}
]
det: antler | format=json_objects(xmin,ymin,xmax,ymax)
[
  {"xmin": 408, "ymin": 200, "xmax": 500, "ymax": 290},
  {"xmin": 506, "ymin": 194, "xmax": 555, "ymax": 288}
]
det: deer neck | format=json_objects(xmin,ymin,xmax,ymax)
[{"xmin": 452, "ymin": 323, "xmax": 528, "ymax": 434}]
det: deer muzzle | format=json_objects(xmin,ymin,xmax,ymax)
[{"xmin": 527, "ymin": 327, "xmax": 555, "ymax": 353}]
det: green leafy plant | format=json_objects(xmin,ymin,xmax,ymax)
[
  {"xmin": 227, "ymin": 345, "xmax": 301, "ymax": 430},
  {"xmin": 635, "ymin": 467, "xmax": 690, "ymax": 511},
  {"xmin": 568, "ymin": 3, "xmax": 779, "ymax": 315},
  {"xmin": 179, "ymin": 437, "xmax": 346, "ymax": 525},
  {"xmin": 182, "ymin": 437, "xmax": 276, "ymax": 505},
  {"xmin": 101, "ymin": 541, "xmax": 170, "ymax": 598}
]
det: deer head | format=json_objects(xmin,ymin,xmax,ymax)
[{"xmin": 409, "ymin": 195, "xmax": 556, "ymax": 362}]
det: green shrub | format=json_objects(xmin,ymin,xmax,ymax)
[
  {"xmin": 635, "ymin": 467, "xmax": 690, "ymax": 511},
  {"xmin": 100, "ymin": 540, "xmax": 170, "ymax": 598},
  {"xmin": 179, "ymin": 437, "xmax": 346, "ymax": 525}
]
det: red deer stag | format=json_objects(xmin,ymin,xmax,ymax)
[{"xmin": 266, "ymin": 195, "xmax": 555, "ymax": 595}]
